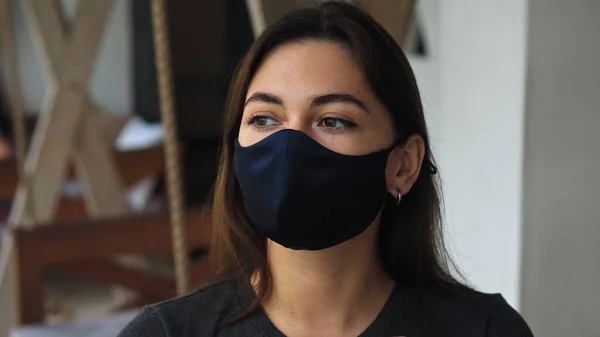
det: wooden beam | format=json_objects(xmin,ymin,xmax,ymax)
[
  {"xmin": 74, "ymin": 109, "xmax": 129, "ymax": 218},
  {"xmin": 13, "ymin": 208, "xmax": 210, "ymax": 265},
  {"xmin": 13, "ymin": 208, "xmax": 210, "ymax": 324},
  {"xmin": 54, "ymin": 197, "xmax": 88, "ymax": 221},
  {"xmin": 0, "ymin": 145, "xmax": 165, "ymax": 198}
]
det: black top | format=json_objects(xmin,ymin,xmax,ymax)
[{"xmin": 118, "ymin": 278, "xmax": 533, "ymax": 337}]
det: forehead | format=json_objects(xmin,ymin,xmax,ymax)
[{"xmin": 247, "ymin": 40, "xmax": 370, "ymax": 99}]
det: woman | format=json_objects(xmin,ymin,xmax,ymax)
[{"xmin": 120, "ymin": 1, "xmax": 533, "ymax": 336}]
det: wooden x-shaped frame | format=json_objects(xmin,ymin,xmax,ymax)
[{"xmin": 10, "ymin": 0, "xmax": 129, "ymax": 226}]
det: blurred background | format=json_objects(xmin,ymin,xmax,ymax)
[{"xmin": 0, "ymin": 0, "xmax": 598, "ymax": 336}]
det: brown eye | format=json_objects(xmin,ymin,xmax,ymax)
[
  {"xmin": 248, "ymin": 115, "xmax": 279, "ymax": 129},
  {"xmin": 323, "ymin": 118, "xmax": 337, "ymax": 128},
  {"xmin": 318, "ymin": 117, "xmax": 357, "ymax": 130}
]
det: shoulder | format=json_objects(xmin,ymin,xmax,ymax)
[
  {"xmin": 153, "ymin": 278, "xmax": 242, "ymax": 319},
  {"xmin": 397, "ymin": 285, "xmax": 533, "ymax": 336},
  {"xmin": 118, "ymin": 279, "xmax": 245, "ymax": 337},
  {"xmin": 485, "ymin": 294, "xmax": 534, "ymax": 337}
]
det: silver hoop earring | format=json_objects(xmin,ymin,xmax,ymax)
[{"xmin": 395, "ymin": 189, "xmax": 402, "ymax": 205}]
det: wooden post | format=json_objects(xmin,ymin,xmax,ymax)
[
  {"xmin": 0, "ymin": 235, "xmax": 17, "ymax": 337},
  {"xmin": 245, "ymin": 0, "xmax": 416, "ymax": 46},
  {"xmin": 245, "ymin": 0, "xmax": 298, "ymax": 37},
  {"xmin": 362, "ymin": 0, "xmax": 416, "ymax": 46}
]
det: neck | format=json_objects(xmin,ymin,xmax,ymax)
[{"xmin": 260, "ymin": 220, "xmax": 395, "ymax": 336}]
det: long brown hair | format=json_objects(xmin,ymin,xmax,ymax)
[{"xmin": 209, "ymin": 0, "xmax": 471, "ymax": 315}]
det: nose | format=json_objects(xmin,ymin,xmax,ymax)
[{"xmin": 284, "ymin": 113, "xmax": 313, "ymax": 136}]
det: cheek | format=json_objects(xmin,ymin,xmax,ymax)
[
  {"xmin": 340, "ymin": 122, "xmax": 396, "ymax": 155},
  {"xmin": 312, "ymin": 134, "xmax": 358, "ymax": 155},
  {"xmin": 312, "ymin": 125, "xmax": 394, "ymax": 156},
  {"xmin": 237, "ymin": 126, "xmax": 266, "ymax": 147},
  {"xmin": 237, "ymin": 127, "xmax": 250, "ymax": 146}
]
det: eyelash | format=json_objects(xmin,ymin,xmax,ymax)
[
  {"xmin": 245, "ymin": 114, "xmax": 357, "ymax": 131},
  {"xmin": 245, "ymin": 115, "xmax": 277, "ymax": 129},
  {"xmin": 318, "ymin": 117, "xmax": 357, "ymax": 130}
]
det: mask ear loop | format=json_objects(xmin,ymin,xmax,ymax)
[{"xmin": 425, "ymin": 161, "xmax": 438, "ymax": 175}]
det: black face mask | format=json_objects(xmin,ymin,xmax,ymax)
[{"xmin": 233, "ymin": 129, "xmax": 390, "ymax": 250}]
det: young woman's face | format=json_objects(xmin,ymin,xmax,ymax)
[{"xmin": 238, "ymin": 40, "xmax": 395, "ymax": 156}]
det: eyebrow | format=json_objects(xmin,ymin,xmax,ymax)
[
  {"xmin": 245, "ymin": 92, "xmax": 284, "ymax": 106},
  {"xmin": 310, "ymin": 93, "xmax": 369, "ymax": 113},
  {"xmin": 244, "ymin": 91, "xmax": 370, "ymax": 113}
]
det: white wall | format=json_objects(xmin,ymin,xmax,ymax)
[
  {"xmin": 1, "ymin": 0, "xmax": 132, "ymax": 116},
  {"xmin": 408, "ymin": 0, "xmax": 440, "ymax": 137},
  {"xmin": 435, "ymin": 0, "xmax": 528, "ymax": 307},
  {"xmin": 520, "ymin": 1, "xmax": 600, "ymax": 335},
  {"xmin": 368, "ymin": 0, "xmax": 528, "ymax": 308}
]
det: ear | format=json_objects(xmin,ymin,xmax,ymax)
[{"xmin": 385, "ymin": 134, "xmax": 426, "ymax": 197}]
